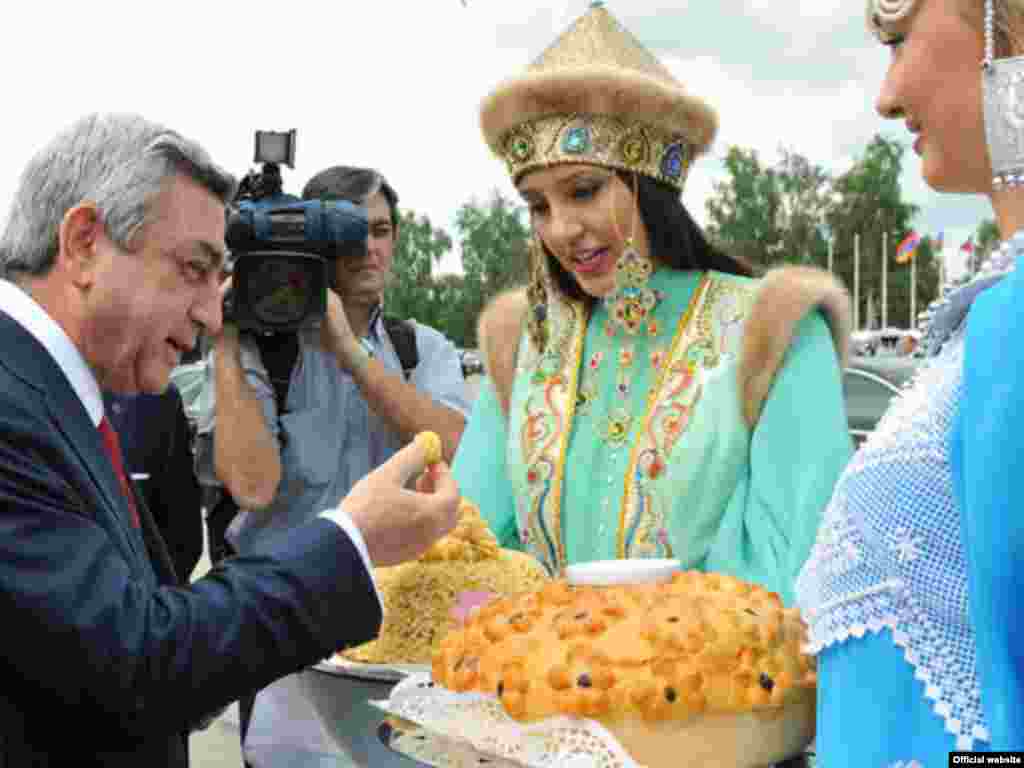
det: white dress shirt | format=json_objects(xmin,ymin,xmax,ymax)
[{"xmin": 0, "ymin": 279, "xmax": 380, "ymax": 594}]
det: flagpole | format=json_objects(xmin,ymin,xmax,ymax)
[
  {"xmin": 854, "ymin": 233, "xmax": 861, "ymax": 330},
  {"xmin": 882, "ymin": 231, "xmax": 888, "ymax": 329},
  {"xmin": 910, "ymin": 251, "xmax": 917, "ymax": 329},
  {"xmin": 828, "ymin": 237, "xmax": 834, "ymax": 273}
]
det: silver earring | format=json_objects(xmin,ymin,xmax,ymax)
[{"xmin": 983, "ymin": 0, "xmax": 1024, "ymax": 189}]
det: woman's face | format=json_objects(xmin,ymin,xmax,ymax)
[
  {"xmin": 517, "ymin": 164, "xmax": 651, "ymax": 299},
  {"xmin": 874, "ymin": 0, "xmax": 989, "ymax": 193}
]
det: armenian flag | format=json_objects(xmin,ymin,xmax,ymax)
[{"xmin": 896, "ymin": 230, "xmax": 921, "ymax": 264}]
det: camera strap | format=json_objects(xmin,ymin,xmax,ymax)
[
  {"xmin": 253, "ymin": 332, "xmax": 301, "ymax": 418},
  {"xmin": 382, "ymin": 316, "xmax": 419, "ymax": 381},
  {"xmin": 252, "ymin": 319, "xmax": 418, "ymax": 423},
  {"xmin": 206, "ymin": 319, "xmax": 421, "ymax": 559}
]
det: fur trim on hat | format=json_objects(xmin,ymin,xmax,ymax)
[
  {"xmin": 480, "ymin": 67, "xmax": 718, "ymax": 158},
  {"xmin": 478, "ymin": 288, "xmax": 529, "ymax": 417},
  {"xmin": 738, "ymin": 266, "xmax": 852, "ymax": 429}
]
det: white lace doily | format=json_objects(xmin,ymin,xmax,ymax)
[
  {"xmin": 387, "ymin": 725, "xmax": 523, "ymax": 768},
  {"xmin": 371, "ymin": 672, "xmax": 641, "ymax": 768},
  {"xmin": 795, "ymin": 332, "xmax": 990, "ymax": 749}
]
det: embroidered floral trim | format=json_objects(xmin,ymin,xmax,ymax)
[
  {"xmin": 649, "ymin": 347, "xmax": 666, "ymax": 370},
  {"xmin": 510, "ymin": 272, "xmax": 758, "ymax": 571},
  {"xmin": 889, "ymin": 527, "xmax": 924, "ymax": 565},
  {"xmin": 618, "ymin": 275, "xmax": 711, "ymax": 557},
  {"xmin": 517, "ymin": 301, "xmax": 588, "ymax": 575}
]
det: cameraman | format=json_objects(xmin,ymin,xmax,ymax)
[{"xmin": 201, "ymin": 166, "xmax": 469, "ymax": 764}]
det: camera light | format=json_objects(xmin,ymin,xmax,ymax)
[{"xmin": 254, "ymin": 129, "xmax": 296, "ymax": 168}]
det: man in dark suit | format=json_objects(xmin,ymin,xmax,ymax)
[
  {"xmin": 0, "ymin": 112, "xmax": 459, "ymax": 768},
  {"xmin": 103, "ymin": 386, "xmax": 203, "ymax": 582}
]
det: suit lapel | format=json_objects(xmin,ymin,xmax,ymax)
[
  {"xmin": 45, "ymin": 378, "xmax": 150, "ymax": 568},
  {"xmin": 0, "ymin": 311, "xmax": 147, "ymax": 568},
  {"xmin": 133, "ymin": 482, "xmax": 179, "ymax": 585}
]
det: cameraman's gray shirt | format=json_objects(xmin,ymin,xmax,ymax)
[{"xmin": 197, "ymin": 313, "xmax": 470, "ymax": 554}]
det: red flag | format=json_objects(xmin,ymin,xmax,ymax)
[
  {"xmin": 895, "ymin": 231, "xmax": 921, "ymax": 264},
  {"xmin": 961, "ymin": 238, "xmax": 975, "ymax": 253}
]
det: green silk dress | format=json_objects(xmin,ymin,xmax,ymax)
[{"xmin": 452, "ymin": 268, "xmax": 852, "ymax": 606}]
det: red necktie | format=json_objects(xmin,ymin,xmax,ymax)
[{"xmin": 98, "ymin": 416, "xmax": 141, "ymax": 529}]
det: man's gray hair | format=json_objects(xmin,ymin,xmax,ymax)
[{"xmin": 0, "ymin": 112, "xmax": 237, "ymax": 279}]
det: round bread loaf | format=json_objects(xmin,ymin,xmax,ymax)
[
  {"xmin": 431, "ymin": 571, "xmax": 816, "ymax": 768},
  {"xmin": 340, "ymin": 500, "xmax": 549, "ymax": 665}
]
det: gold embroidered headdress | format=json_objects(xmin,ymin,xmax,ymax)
[
  {"xmin": 480, "ymin": 2, "xmax": 718, "ymax": 192},
  {"xmin": 480, "ymin": 2, "xmax": 718, "ymax": 353}
]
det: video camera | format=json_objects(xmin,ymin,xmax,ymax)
[{"xmin": 223, "ymin": 129, "xmax": 368, "ymax": 334}]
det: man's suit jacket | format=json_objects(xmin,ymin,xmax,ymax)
[
  {"xmin": 103, "ymin": 387, "xmax": 203, "ymax": 581},
  {"xmin": 0, "ymin": 311, "xmax": 383, "ymax": 767}
]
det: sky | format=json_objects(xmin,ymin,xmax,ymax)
[{"xmin": 0, "ymin": 0, "xmax": 992, "ymax": 280}]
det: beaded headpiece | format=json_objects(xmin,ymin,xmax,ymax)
[
  {"xmin": 481, "ymin": 3, "xmax": 718, "ymax": 354},
  {"xmin": 480, "ymin": 3, "xmax": 718, "ymax": 193}
]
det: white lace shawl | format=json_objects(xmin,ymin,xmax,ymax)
[{"xmin": 794, "ymin": 332, "xmax": 991, "ymax": 750}]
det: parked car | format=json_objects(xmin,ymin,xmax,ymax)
[
  {"xmin": 851, "ymin": 328, "xmax": 921, "ymax": 358},
  {"xmin": 843, "ymin": 356, "xmax": 921, "ymax": 447}
]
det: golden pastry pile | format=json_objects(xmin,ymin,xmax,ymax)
[
  {"xmin": 340, "ymin": 499, "xmax": 549, "ymax": 665},
  {"xmin": 431, "ymin": 571, "xmax": 816, "ymax": 767},
  {"xmin": 419, "ymin": 499, "xmax": 500, "ymax": 563}
]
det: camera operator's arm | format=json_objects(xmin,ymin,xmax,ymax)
[
  {"xmin": 346, "ymin": 351, "xmax": 466, "ymax": 463},
  {"xmin": 322, "ymin": 295, "xmax": 466, "ymax": 464},
  {"xmin": 212, "ymin": 326, "xmax": 282, "ymax": 510}
]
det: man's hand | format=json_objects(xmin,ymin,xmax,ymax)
[
  {"xmin": 320, "ymin": 289, "xmax": 362, "ymax": 372},
  {"xmin": 209, "ymin": 273, "xmax": 284, "ymax": 510},
  {"xmin": 211, "ymin": 275, "xmax": 240, "ymax": 350},
  {"xmin": 340, "ymin": 439, "xmax": 460, "ymax": 567}
]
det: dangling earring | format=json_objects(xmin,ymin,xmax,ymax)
[
  {"xmin": 604, "ymin": 174, "xmax": 660, "ymax": 335},
  {"xmin": 983, "ymin": 0, "xmax": 1024, "ymax": 189},
  {"xmin": 526, "ymin": 236, "xmax": 551, "ymax": 352},
  {"xmin": 605, "ymin": 239, "xmax": 658, "ymax": 335}
]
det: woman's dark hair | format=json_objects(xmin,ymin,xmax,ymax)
[{"xmin": 544, "ymin": 170, "xmax": 755, "ymax": 302}]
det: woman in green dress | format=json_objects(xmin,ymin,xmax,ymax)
[{"xmin": 453, "ymin": 3, "xmax": 853, "ymax": 607}]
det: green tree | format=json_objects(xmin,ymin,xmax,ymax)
[
  {"xmin": 705, "ymin": 146, "xmax": 782, "ymax": 266},
  {"xmin": 972, "ymin": 218, "xmax": 1000, "ymax": 271},
  {"xmin": 454, "ymin": 190, "xmax": 531, "ymax": 347},
  {"xmin": 975, "ymin": 218, "xmax": 1000, "ymax": 251},
  {"xmin": 704, "ymin": 146, "xmax": 832, "ymax": 268},
  {"xmin": 776, "ymin": 148, "xmax": 833, "ymax": 267},
  {"xmin": 826, "ymin": 135, "xmax": 923, "ymax": 329},
  {"xmin": 432, "ymin": 273, "xmax": 469, "ymax": 347},
  {"xmin": 385, "ymin": 209, "xmax": 452, "ymax": 327}
]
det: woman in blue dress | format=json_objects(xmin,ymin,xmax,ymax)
[{"xmin": 795, "ymin": 0, "xmax": 1024, "ymax": 763}]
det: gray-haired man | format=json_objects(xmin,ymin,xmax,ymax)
[{"xmin": 0, "ymin": 114, "xmax": 459, "ymax": 768}]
